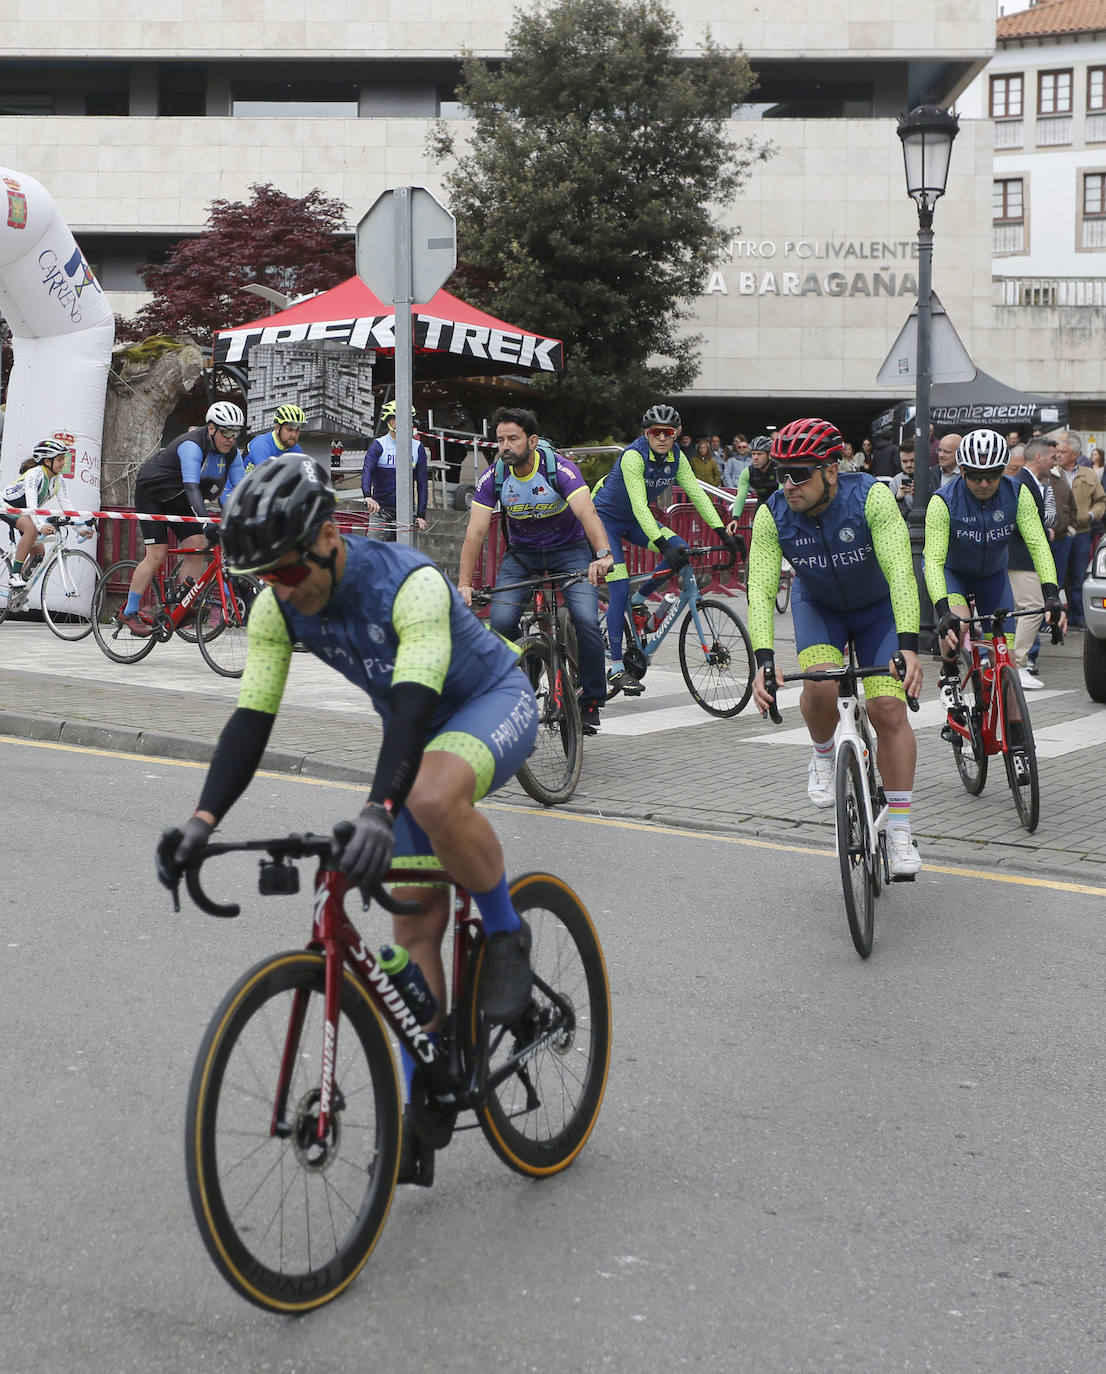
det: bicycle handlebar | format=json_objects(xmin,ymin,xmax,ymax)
[
  {"xmin": 942, "ymin": 604, "xmax": 1064, "ymax": 646},
  {"xmin": 164, "ymin": 830, "xmax": 421, "ymax": 919},
  {"xmin": 762, "ymin": 650, "xmax": 919, "ymax": 724},
  {"xmin": 469, "ymin": 568, "xmax": 590, "ymax": 605}
]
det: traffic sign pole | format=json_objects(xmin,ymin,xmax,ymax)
[{"xmin": 394, "ymin": 188, "xmax": 414, "ymax": 545}]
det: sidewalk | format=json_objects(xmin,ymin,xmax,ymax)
[{"xmin": 1, "ymin": 616, "xmax": 1104, "ymax": 881}]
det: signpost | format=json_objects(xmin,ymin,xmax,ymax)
[{"xmin": 356, "ymin": 188, "xmax": 456, "ymax": 544}]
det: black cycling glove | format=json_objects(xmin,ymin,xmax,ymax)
[
  {"xmin": 657, "ymin": 537, "xmax": 690, "ymax": 571},
  {"xmin": 336, "ymin": 804, "xmax": 394, "ymax": 887},
  {"xmin": 201, "ymin": 523, "xmax": 220, "ymax": 545},
  {"xmin": 156, "ymin": 815, "xmax": 213, "ymax": 890},
  {"xmin": 936, "ymin": 612, "xmax": 962, "ymax": 643},
  {"xmin": 718, "ymin": 529, "xmax": 742, "ymax": 556}
]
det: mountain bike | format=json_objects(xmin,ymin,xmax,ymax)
[
  {"xmin": 940, "ymin": 601, "xmax": 1057, "ymax": 833},
  {"xmin": 91, "ymin": 542, "xmax": 261, "ymax": 677},
  {"xmin": 601, "ymin": 545, "xmax": 754, "ymax": 716},
  {"xmin": 163, "ymin": 829, "xmax": 611, "ymax": 1314},
  {"xmin": 764, "ymin": 648, "xmax": 919, "ymax": 959},
  {"xmin": 0, "ymin": 517, "xmax": 99, "ymax": 640},
  {"xmin": 473, "ymin": 570, "xmax": 586, "ymax": 806}
]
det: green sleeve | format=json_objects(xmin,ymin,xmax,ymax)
[
  {"xmin": 922, "ymin": 492, "xmax": 953, "ymax": 608},
  {"xmin": 734, "ymin": 467, "xmax": 751, "ymax": 511},
  {"xmin": 391, "ymin": 564, "xmax": 454, "ymax": 694},
  {"xmin": 236, "ymin": 587, "xmax": 293, "ymax": 715},
  {"xmin": 746, "ymin": 502, "xmax": 783, "ymax": 653},
  {"xmin": 1016, "ymin": 483, "xmax": 1058, "ymax": 587},
  {"xmin": 866, "ymin": 481, "xmax": 920, "ymax": 639},
  {"xmin": 619, "ymin": 449, "xmax": 662, "ymax": 542},
  {"xmin": 675, "ymin": 454, "xmax": 724, "ymax": 530}
]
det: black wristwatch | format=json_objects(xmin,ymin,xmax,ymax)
[{"xmin": 593, "ymin": 547, "xmax": 611, "ymax": 559}]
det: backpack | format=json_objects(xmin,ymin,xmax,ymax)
[{"xmin": 492, "ymin": 441, "xmax": 562, "ymax": 508}]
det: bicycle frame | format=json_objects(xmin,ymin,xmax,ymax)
[
  {"xmin": 621, "ymin": 551, "xmax": 731, "ymax": 666},
  {"xmin": 2, "ymin": 521, "xmax": 80, "ymax": 605},
  {"xmin": 948, "ymin": 606, "xmax": 1016, "ymax": 757},
  {"xmin": 833, "ymin": 689, "xmax": 888, "ymax": 876}
]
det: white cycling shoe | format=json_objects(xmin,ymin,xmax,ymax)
[
  {"xmin": 887, "ymin": 828, "xmax": 922, "ymax": 878},
  {"xmin": 807, "ymin": 751, "xmax": 836, "ymax": 809}
]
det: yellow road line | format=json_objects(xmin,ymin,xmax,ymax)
[{"xmin": 5, "ymin": 733, "xmax": 1105, "ymax": 897}]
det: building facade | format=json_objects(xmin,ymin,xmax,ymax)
[{"xmin": 4, "ymin": 1, "xmax": 1100, "ymax": 441}]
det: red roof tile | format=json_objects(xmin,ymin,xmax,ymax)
[{"xmin": 999, "ymin": 0, "xmax": 1106, "ymax": 40}]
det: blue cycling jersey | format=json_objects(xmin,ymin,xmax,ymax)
[
  {"xmin": 244, "ymin": 430, "xmax": 303, "ymax": 473},
  {"xmin": 932, "ymin": 474, "xmax": 1020, "ymax": 579}
]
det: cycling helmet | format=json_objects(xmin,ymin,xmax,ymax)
[
  {"xmin": 770, "ymin": 418, "xmax": 844, "ymax": 465},
  {"xmin": 956, "ymin": 428, "xmax": 1008, "ymax": 471},
  {"xmin": 33, "ymin": 437, "xmax": 71, "ymax": 464},
  {"xmin": 380, "ymin": 400, "xmax": 415, "ymax": 421},
  {"xmin": 220, "ymin": 453, "xmax": 337, "ymax": 574},
  {"xmin": 206, "ymin": 401, "xmax": 245, "ymax": 430},
  {"xmin": 750, "ymin": 435, "xmax": 773, "ymax": 453},
  {"xmin": 273, "ymin": 403, "xmax": 306, "ymax": 427},
  {"xmin": 642, "ymin": 404, "xmax": 681, "ymax": 430}
]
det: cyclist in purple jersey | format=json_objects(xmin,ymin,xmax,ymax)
[{"xmin": 458, "ymin": 406, "xmax": 614, "ymax": 734}]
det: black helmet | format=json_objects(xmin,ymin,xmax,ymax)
[
  {"xmin": 750, "ymin": 435, "xmax": 773, "ymax": 453},
  {"xmin": 642, "ymin": 404, "xmax": 681, "ymax": 430},
  {"xmin": 221, "ymin": 453, "xmax": 336, "ymax": 574}
]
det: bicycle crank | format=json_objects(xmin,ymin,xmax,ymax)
[{"xmin": 623, "ymin": 645, "xmax": 647, "ymax": 680}]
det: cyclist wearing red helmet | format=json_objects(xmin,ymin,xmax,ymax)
[{"xmin": 748, "ymin": 417, "xmax": 924, "ymax": 877}]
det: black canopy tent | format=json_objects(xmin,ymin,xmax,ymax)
[{"xmin": 874, "ymin": 371, "xmax": 1067, "ymax": 441}]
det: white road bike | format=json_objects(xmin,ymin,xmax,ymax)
[{"xmin": 0, "ymin": 517, "xmax": 99, "ymax": 640}]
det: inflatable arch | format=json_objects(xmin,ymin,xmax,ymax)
[{"xmin": 0, "ymin": 166, "xmax": 114, "ymax": 611}]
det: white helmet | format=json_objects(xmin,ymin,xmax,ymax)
[
  {"xmin": 957, "ymin": 428, "xmax": 1008, "ymax": 471},
  {"xmin": 206, "ymin": 401, "xmax": 245, "ymax": 430}
]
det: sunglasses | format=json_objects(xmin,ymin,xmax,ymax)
[
  {"xmin": 963, "ymin": 467, "xmax": 1004, "ymax": 481},
  {"xmin": 216, "ymin": 426, "xmax": 241, "ymax": 441},
  {"xmin": 775, "ymin": 463, "xmax": 820, "ymax": 485},
  {"xmin": 645, "ymin": 426, "xmax": 678, "ymax": 441},
  {"xmin": 258, "ymin": 561, "xmax": 312, "ymax": 587}
]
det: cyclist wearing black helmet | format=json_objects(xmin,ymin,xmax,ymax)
[
  {"xmin": 156, "ymin": 453, "xmax": 539, "ymax": 1184},
  {"xmin": 730, "ymin": 436, "xmax": 779, "ymax": 513},
  {"xmin": 592, "ymin": 403, "xmax": 741, "ymax": 695},
  {"xmin": 747, "ymin": 417, "xmax": 924, "ymax": 877}
]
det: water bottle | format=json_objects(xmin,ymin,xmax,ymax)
[
  {"xmin": 650, "ymin": 592, "xmax": 678, "ymax": 632},
  {"xmin": 378, "ymin": 944, "xmax": 438, "ymax": 1025}
]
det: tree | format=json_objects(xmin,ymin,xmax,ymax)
[
  {"xmin": 119, "ymin": 183, "xmax": 355, "ymax": 342},
  {"xmin": 429, "ymin": 0, "xmax": 767, "ymax": 441}
]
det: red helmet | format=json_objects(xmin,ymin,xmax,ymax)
[{"xmin": 770, "ymin": 418, "xmax": 844, "ymax": 465}]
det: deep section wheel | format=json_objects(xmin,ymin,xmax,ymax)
[{"xmin": 836, "ymin": 744, "xmax": 875, "ymax": 959}]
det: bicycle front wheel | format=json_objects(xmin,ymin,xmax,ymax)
[
  {"xmin": 952, "ymin": 668, "xmax": 989, "ymax": 796},
  {"xmin": 185, "ymin": 951, "xmax": 401, "ymax": 1314},
  {"xmin": 836, "ymin": 744, "xmax": 875, "ymax": 959},
  {"xmin": 775, "ymin": 572, "xmax": 792, "ymax": 615},
  {"xmin": 471, "ymin": 873, "xmax": 611, "ymax": 1177},
  {"xmin": 0, "ymin": 555, "xmax": 11, "ymax": 627},
  {"xmin": 999, "ymin": 664, "xmax": 1040, "ymax": 832},
  {"xmin": 678, "ymin": 597, "xmax": 754, "ymax": 717},
  {"xmin": 515, "ymin": 635, "xmax": 583, "ymax": 805},
  {"xmin": 556, "ymin": 605, "xmax": 580, "ymax": 691},
  {"xmin": 90, "ymin": 559, "xmax": 161, "ymax": 663},
  {"xmin": 40, "ymin": 548, "xmax": 99, "ymax": 640},
  {"xmin": 197, "ymin": 573, "xmax": 262, "ymax": 678}
]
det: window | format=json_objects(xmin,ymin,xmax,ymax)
[
  {"xmin": 1039, "ymin": 69, "xmax": 1073, "ymax": 115},
  {"xmin": 1089, "ymin": 68, "xmax": 1106, "ymax": 112},
  {"xmin": 0, "ymin": 93, "xmax": 54, "ymax": 115},
  {"xmin": 1086, "ymin": 173, "xmax": 1106, "ymax": 217},
  {"xmin": 231, "ymin": 81, "xmax": 358, "ymax": 117},
  {"xmin": 1080, "ymin": 172, "xmax": 1106, "ymax": 249},
  {"xmin": 990, "ymin": 73, "xmax": 1023, "ymax": 119},
  {"xmin": 994, "ymin": 177, "xmax": 1025, "ymax": 254}
]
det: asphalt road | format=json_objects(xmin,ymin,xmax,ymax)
[{"xmin": 4, "ymin": 736, "xmax": 1105, "ymax": 1373}]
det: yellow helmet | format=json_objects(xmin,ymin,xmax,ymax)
[{"xmin": 274, "ymin": 404, "xmax": 306, "ymax": 427}]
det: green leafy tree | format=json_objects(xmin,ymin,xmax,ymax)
[
  {"xmin": 118, "ymin": 182, "xmax": 354, "ymax": 342},
  {"xmin": 430, "ymin": 0, "xmax": 767, "ymax": 441}
]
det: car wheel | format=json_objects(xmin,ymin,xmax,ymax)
[
  {"xmin": 1083, "ymin": 626, "xmax": 1106, "ymax": 702},
  {"xmin": 451, "ymin": 484, "xmax": 477, "ymax": 511}
]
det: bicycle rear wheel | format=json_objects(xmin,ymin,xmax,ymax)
[
  {"xmin": 678, "ymin": 596, "xmax": 754, "ymax": 717},
  {"xmin": 470, "ymin": 873, "xmax": 611, "ymax": 1177},
  {"xmin": 90, "ymin": 558, "xmax": 161, "ymax": 663},
  {"xmin": 515, "ymin": 635, "xmax": 583, "ymax": 805},
  {"xmin": 999, "ymin": 664, "xmax": 1040, "ymax": 832},
  {"xmin": 196, "ymin": 573, "xmax": 262, "ymax": 678},
  {"xmin": 836, "ymin": 744, "xmax": 875, "ymax": 959},
  {"xmin": 952, "ymin": 668, "xmax": 989, "ymax": 795},
  {"xmin": 40, "ymin": 548, "xmax": 99, "ymax": 640},
  {"xmin": 185, "ymin": 951, "xmax": 401, "ymax": 1314}
]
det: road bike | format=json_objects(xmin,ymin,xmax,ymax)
[
  {"xmin": 602, "ymin": 545, "xmax": 754, "ymax": 716},
  {"xmin": 765, "ymin": 648, "xmax": 919, "ymax": 959},
  {"xmin": 775, "ymin": 559, "xmax": 795, "ymax": 615},
  {"xmin": 473, "ymin": 570, "xmax": 587, "ymax": 806},
  {"xmin": 940, "ymin": 601, "xmax": 1057, "ymax": 834},
  {"xmin": 0, "ymin": 517, "xmax": 99, "ymax": 640},
  {"xmin": 163, "ymin": 829, "xmax": 611, "ymax": 1314},
  {"xmin": 91, "ymin": 541, "xmax": 261, "ymax": 677}
]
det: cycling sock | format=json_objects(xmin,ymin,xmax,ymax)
[
  {"xmin": 472, "ymin": 873, "xmax": 521, "ymax": 937},
  {"xmin": 885, "ymin": 790, "xmax": 912, "ymax": 832},
  {"xmin": 124, "ymin": 590, "xmax": 142, "ymax": 615},
  {"xmin": 12, "ymin": 560, "xmax": 23, "ymax": 576},
  {"xmin": 400, "ymin": 1030, "xmax": 440, "ymax": 1099},
  {"xmin": 609, "ymin": 657, "xmax": 624, "ymax": 672},
  {"xmin": 813, "ymin": 737, "xmax": 835, "ymax": 757}
]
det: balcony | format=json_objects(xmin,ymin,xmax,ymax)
[
  {"xmin": 1036, "ymin": 115, "xmax": 1072, "ymax": 146},
  {"xmin": 996, "ymin": 277, "xmax": 1106, "ymax": 307},
  {"xmin": 994, "ymin": 119, "xmax": 1023, "ymax": 150},
  {"xmin": 1087, "ymin": 113, "xmax": 1106, "ymax": 143},
  {"xmin": 993, "ymin": 222, "xmax": 1025, "ymax": 254}
]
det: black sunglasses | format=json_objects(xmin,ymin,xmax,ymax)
[{"xmin": 775, "ymin": 463, "xmax": 821, "ymax": 485}]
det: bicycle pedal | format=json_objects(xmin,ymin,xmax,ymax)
[
  {"xmin": 940, "ymin": 724, "xmax": 954, "ymax": 744},
  {"xmin": 889, "ymin": 873, "xmax": 916, "ymax": 883}
]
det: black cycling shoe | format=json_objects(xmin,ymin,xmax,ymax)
[
  {"xmin": 580, "ymin": 698, "xmax": 601, "ymax": 735},
  {"xmin": 397, "ymin": 1104, "xmax": 435, "ymax": 1187},
  {"xmin": 479, "ymin": 919, "xmax": 533, "ymax": 1024}
]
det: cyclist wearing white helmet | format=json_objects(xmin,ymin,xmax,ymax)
[
  {"xmin": 923, "ymin": 427, "xmax": 1063, "ymax": 694},
  {"xmin": 244, "ymin": 402, "xmax": 306, "ymax": 473},
  {"xmin": 116, "ymin": 401, "xmax": 246, "ymax": 636},
  {"xmin": 2, "ymin": 438, "xmax": 92, "ymax": 587},
  {"xmin": 360, "ymin": 400, "xmax": 429, "ymax": 540}
]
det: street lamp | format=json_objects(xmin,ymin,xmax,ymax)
[
  {"xmin": 896, "ymin": 102, "xmax": 960, "ymax": 650},
  {"xmin": 241, "ymin": 283, "xmax": 291, "ymax": 313}
]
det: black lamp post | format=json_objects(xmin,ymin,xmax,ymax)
[{"xmin": 896, "ymin": 102, "xmax": 960, "ymax": 650}]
